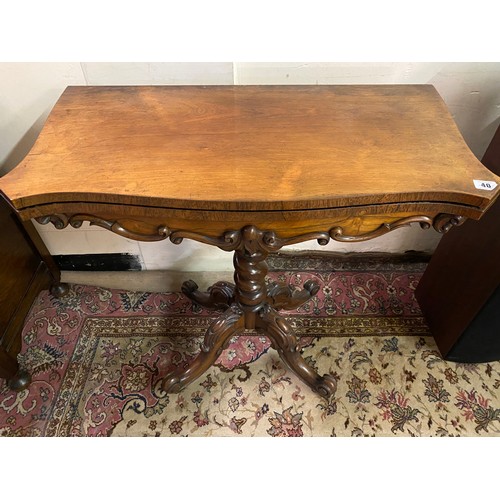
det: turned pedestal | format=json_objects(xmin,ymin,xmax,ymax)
[{"xmin": 163, "ymin": 226, "xmax": 336, "ymax": 398}]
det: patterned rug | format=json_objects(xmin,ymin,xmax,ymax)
[{"xmin": 1, "ymin": 253, "xmax": 499, "ymax": 437}]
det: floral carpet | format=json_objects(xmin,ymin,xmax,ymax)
[{"xmin": 1, "ymin": 253, "xmax": 499, "ymax": 437}]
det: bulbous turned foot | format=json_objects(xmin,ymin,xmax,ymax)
[
  {"xmin": 8, "ymin": 370, "xmax": 32, "ymax": 392},
  {"xmin": 50, "ymin": 282, "xmax": 70, "ymax": 298}
]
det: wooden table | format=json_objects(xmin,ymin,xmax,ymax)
[{"xmin": 1, "ymin": 85, "xmax": 499, "ymax": 399}]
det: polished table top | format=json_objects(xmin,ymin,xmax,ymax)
[{"xmin": 1, "ymin": 85, "xmax": 499, "ymax": 219}]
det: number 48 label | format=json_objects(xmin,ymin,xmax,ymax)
[{"xmin": 473, "ymin": 179, "xmax": 498, "ymax": 191}]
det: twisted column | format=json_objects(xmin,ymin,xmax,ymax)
[{"xmin": 233, "ymin": 226, "xmax": 270, "ymax": 329}]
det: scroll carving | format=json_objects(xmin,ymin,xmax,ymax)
[
  {"xmin": 256, "ymin": 304, "xmax": 338, "ymax": 398},
  {"xmin": 35, "ymin": 214, "xmax": 171, "ymax": 242},
  {"xmin": 181, "ymin": 280, "xmax": 235, "ymax": 311},
  {"xmin": 36, "ymin": 214, "xmax": 70, "ymax": 230},
  {"xmin": 161, "ymin": 304, "xmax": 245, "ymax": 393},
  {"xmin": 267, "ymin": 280, "xmax": 320, "ymax": 310},
  {"xmin": 35, "ymin": 212, "xmax": 466, "ymax": 247},
  {"xmin": 432, "ymin": 214, "xmax": 466, "ymax": 233},
  {"xmin": 329, "ymin": 216, "xmax": 433, "ymax": 242}
]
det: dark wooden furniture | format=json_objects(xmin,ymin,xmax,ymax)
[
  {"xmin": 0, "ymin": 194, "xmax": 64, "ymax": 390},
  {"xmin": 0, "ymin": 85, "xmax": 498, "ymax": 398},
  {"xmin": 415, "ymin": 124, "xmax": 500, "ymax": 361}
]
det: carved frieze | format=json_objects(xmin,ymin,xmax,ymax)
[{"xmin": 35, "ymin": 212, "xmax": 466, "ymax": 248}]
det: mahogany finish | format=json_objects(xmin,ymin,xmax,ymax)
[
  {"xmin": 0, "ymin": 85, "xmax": 498, "ymax": 398},
  {"xmin": 0, "ymin": 194, "xmax": 61, "ymax": 390},
  {"xmin": 2, "ymin": 85, "xmax": 498, "ymax": 215},
  {"xmin": 415, "ymin": 124, "xmax": 500, "ymax": 359}
]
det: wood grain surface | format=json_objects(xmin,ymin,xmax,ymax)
[{"xmin": 1, "ymin": 85, "xmax": 498, "ymax": 215}]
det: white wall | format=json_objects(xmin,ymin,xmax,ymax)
[{"xmin": 1, "ymin": 62, "xmax": 499, "ymax": 272}]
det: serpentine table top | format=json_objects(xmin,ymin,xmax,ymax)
[{"xmin": 1, "ymin": 85, "xmax": 499, "ymax": 398}]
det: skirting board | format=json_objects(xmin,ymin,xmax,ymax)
[
  {"xmin": 60, "ymin": 251, "xmax": 431, "ymax": 293},
  {"xmin": 61, "ymin": 270, "xmax": 234, "ymax": 293}
]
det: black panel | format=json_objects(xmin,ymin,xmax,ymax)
[
  {"xmin": 53, "ymin": 253, "xmax": 142, "ymax": 271},
  {"xmin": 445, "ymin": 285, "xmax": 500, "ymax": 363}
]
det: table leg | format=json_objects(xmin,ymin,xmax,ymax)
[
  {"xmin": 162, "ymin": 304, "xmax": 245, "ymax": 393},
  {"xmin": 181, "ymin": 280, "xmax": 235, "ymax": 311},
  {"xmin": 50, "ymin": 282, "xmax": 70, "ymax": 298},
  {"xmin": 267, "ymin": 280, "xmax": 320, "ymax": 310},
  {"xmin": 256, "ymin": 305, "xmax": 337, "ymax": 398},
  {"xmin": 0, "ymin": 346, "xmax": 31, "ymax": 392},
  {"xmin": 161, "ymin": 226, "xmax": 336, "ymax": 399}
]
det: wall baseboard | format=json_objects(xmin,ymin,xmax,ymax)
[
  {"xmin": 53, "ymin": 253, "xmax": 142, "ymax": 271},
  {"xmin": 61, "ymin": 270, "xmax": 233, "ymax": 293}
]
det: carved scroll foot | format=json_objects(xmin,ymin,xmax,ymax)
[
  {"xmin": 267, "ymin": 279, "xmax": 320, "ymax": 310},
  {"xmin": 162, "ymin": 304, "xmax": 245, "ymax": 393},
  {"xmin": 257, "ymin": 305, "xmax": 337, "ymax": 399},
  {"xmin": 181, "ymin": 280, "xmax": 236, "ymax": 311},
  {"xmin": 50, "ymin": 282, "xmax": 70, "ymax": 298}
]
